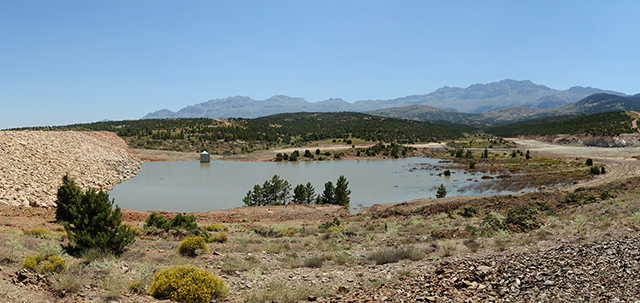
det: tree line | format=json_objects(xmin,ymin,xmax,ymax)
[{"xmin": 243, "ymin": 175, "xmax": 351, "ymax": 208}]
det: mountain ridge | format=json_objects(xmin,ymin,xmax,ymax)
[{"xmin": 142, "ymin": 79, "xmax": 627, "ymax": 120}]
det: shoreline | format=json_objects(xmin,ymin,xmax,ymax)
[{"xmin": 124, "ymin": 138, "xmax": 640, "ymax": 217}]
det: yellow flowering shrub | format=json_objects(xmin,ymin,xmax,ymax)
[
  {"xmin": 211, "ymin": 232, "xmax": 228, "ymax": 243},
  {"xmin": 327, "ymin": 225, "xmax": 345, "ymax": 232},
  {"xmin": 177, "ymin": 236, "xmax": 209, "ymax": 256},
  {"xmin": 128, "ymin": 280, "xmax": 145, "ymax": 294},
  {"xmin": 22, "ymin": 254, "xmax": 66, "ymax": 274},
  {"xmin": 22, "ymin": 254, "xmax": 44, "ymax": 272},
  {"xmin": 205, "ymin": 223, "xmax": 228, "ymax": 232},
  {"xmin": 123, "ymin": 223, "xmax": 142, "ymax": 236},
  {"xmin": 283, "ymin": 228, "xmax": 298, "ymax": 236},
  {"xmin": 22, "ymin": 227, "xmax": 53, "ymax": 239},
  {"xmin": 40, "ymin": 255, "xmax": 66, "ymax": 273},
  {"xmin": 149, "ymin": 265, "xmax": 228, "ymax": 302}
]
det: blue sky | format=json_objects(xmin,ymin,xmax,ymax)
[{"xmin": 1, "ymin": 1, "xmax": 639, "ymax": 129}]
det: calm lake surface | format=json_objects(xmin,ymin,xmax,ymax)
[{"xmin": 109, "ymin": 157, "xmax": 525, "ymax": 213}]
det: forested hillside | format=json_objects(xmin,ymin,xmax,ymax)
[
  {"xmin": 16, "ymin": 112, "xmax": 472, "ymax": 154},
  {"xmin": 485, "ymin": 111, "xmax": 635, "ymax": 136}
]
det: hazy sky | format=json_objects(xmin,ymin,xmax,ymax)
[{"xmin": 2, "ymin": 1, "xmax": 639, "ymax": 129}]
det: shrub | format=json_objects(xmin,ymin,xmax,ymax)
[
  {"xmin": 21, "ymin": 254, "xmax": 44, "ymax": 272},
  {"xmin": 282, "ymin": 228, "xmax": 298, "ymax": 236},
  {"xmin": 177, "ymin": 236, "xmax": 209, "ymax": 256},
  {"xmin": 128, "ymin": 280, "xmax": 146, "ymax": 294},
  {"xmin": 149, "ymin": 265, "xmax": 228, "ymax": 302},
  {"xmin": 52, "ymin": 266, "xmax": 84, "ymax": 295},
  {"xmin": 205, "ymin": 224, "xmax": 228, "ymax": 232},
  {"xmin": 464, "ymin": 224, "xmax": 479, "ymax": 237},
  {"xmin": 585, "ymin": 158, "xmax": 593, "ymax": 166},
  {"xmin": 123, "ymin": 224, "xmax": 142, "ymax": 236},
  {"xmin": 134, "ymin": 263, "xmax": 155, "ymax": 289},
  {"xmin": 38, "ymin": 240, "xmax": 64, "ymax": 257},
  {"xmin": 144, "ymin": 212, "xmax": 169, "ymax": 230},
  {"xmin": 167, "ymin": 213, "xmax": 198, "ymax": 231},
  {"xmin": 505, "ymin": 204, "xmax": 542, "ymax": 232},
  {"xmin": 22, "ymin": 227, "xmax": 54, "ymax": 239},
  {"xmin": 302, "ymin": 256, "xmax": 324, "ymax": 268},
  {"xmin": 144, "ymin": 212, "xmax": 210, "ymax": 240},
  {"xmin": 40, "ymin": 255, "xmax": 67, "ymax": 274},
  {"xmin": 463, "ymin": 239, "xmax": 481, "ymax": 252},
  {"xmin": 319, "ymin": 217, "xmax": 341, "ymax": 231},
  {"xmin": 590, "ymin": 166, "xmax": 601, "ymax": 175},
  {"xmin": 22, "ymin": 253, "xmax": 66, "ymax": 274},
  {"xmin": 210, "ymin": 232, "xmax": 228, "ymax": 243},
  {"xmin": 439, "ymin": 239, "xmax": 455, "ymax": 257},
  {"xmin": 327, "ymin": 225, "xmax": 345, "ymax": 232},
  {"xmin": 469, "ymin": 161, "xmax": 476, "ymax": 169},
  {"xmin": 367, "ymin": 247, "xmax": 423, "ymax": 265},
  {"xmin": 482, "ymin": 211, "xmax": 506, "ymax": 234},
  {"xmin": 80, "ymin": 247, "xmax": 115, "ymax": 263},
  {"xmin": 494, "ymin": 229, "xmax": 509, "ymax": 251},
  {"xmin": 462, "ymin": 207, "xmax": 478, "ymax": 218}
]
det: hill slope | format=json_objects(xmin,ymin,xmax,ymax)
[
  {"xmin": 370, "ymin": 93, "xmax": 640, "ymax": 125},
  {"xmin": 485, "ymin": 111, "xmax": 635, "ymax": 136}
]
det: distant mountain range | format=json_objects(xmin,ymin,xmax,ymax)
[{"xmin": 142, "ymin": 79, "xmax": 627, "ymax": 121}]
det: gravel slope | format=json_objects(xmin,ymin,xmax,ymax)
[{"xmin": 0, "ymin": 131, "xmax": 141, "ymax": 208}]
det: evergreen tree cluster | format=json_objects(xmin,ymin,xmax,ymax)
[{"xmin": 243, "ymin": 175, "xmax": 351, "ymax": 208}]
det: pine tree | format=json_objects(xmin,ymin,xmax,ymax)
[
  {"xmin": 334, "ymin": 175, "xmax": 351, "ymax": 208},
  {"xmin": 321, "ymin": 181, "xmax": 334, "ymax": 204},
  {"xmin": 436, "ymin": 183, "xmax": 447, "ymax": 198},
  {"xmin": 64, "ymin": 188, "xmax": 135, "ymax": 255},
  {"xmin": 55, "ymin": 173, "xmax": 82, "ymax": 222}
]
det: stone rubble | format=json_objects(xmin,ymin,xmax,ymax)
[
  {"xmin": 0, "ymin": 131, "xmax": 141, "ymax": 208},
  {"xmin": 319, "ymin": 236, "xmax": 640, "ymax": 302}
]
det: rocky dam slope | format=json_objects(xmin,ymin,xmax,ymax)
[{"xmin": 0, "ymin": 131, "xmax": 141, "ymax": 208}]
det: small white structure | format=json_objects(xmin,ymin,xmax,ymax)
[{"xmin": 200, "ymin": 151, "xmax": 210, "ymax": 163}]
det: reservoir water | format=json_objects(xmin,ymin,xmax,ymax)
[{"xmin": 109, "ymin": 157, "xmax": 525, "ymax": 213}]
